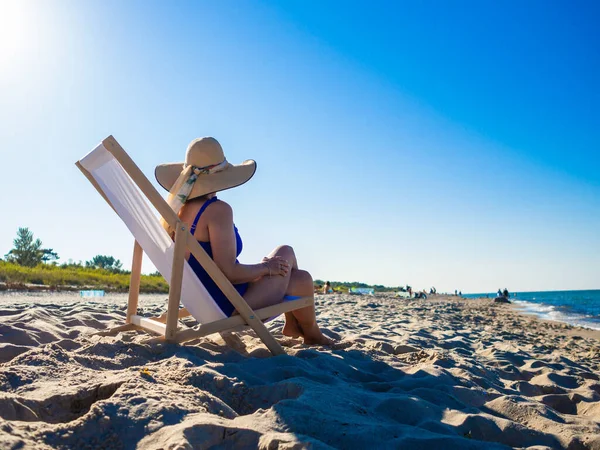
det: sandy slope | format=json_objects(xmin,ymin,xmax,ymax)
[{"xmin": 0, "ymin": 293, "xmax": 599, "ymax": 449}]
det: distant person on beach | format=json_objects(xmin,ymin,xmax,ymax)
[
  {"xmin": 157, "ymin": 137, "xmax": 331, "ymax": 345},
  {"xmin": 322, "ymin": 281, "xmax": 333, "ymax": 294},
  {"xmin": 494, "ymin": 288, "xmax": 511, "ymax": 304},
  {"xmin": 455, "ymin": 290, "xmax": 458, "ymax": 296}
]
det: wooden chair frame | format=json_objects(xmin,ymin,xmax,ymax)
[{"xmin": 76, "ymin": 136, "xmax": 314, "ymax": 356}]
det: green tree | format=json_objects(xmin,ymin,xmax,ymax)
[
  {"xmin": 86, "ymin": 255, "xmax": 123, "ymax": 273},
  {"xmin": 4, "ymin": 228, "xmax": 59, "ymax": 267}
]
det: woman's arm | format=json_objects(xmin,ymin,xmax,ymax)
[{"xmin": 208, "ymin": 201, "xmax": 288, "ymax": 283}]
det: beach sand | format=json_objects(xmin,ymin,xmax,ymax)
[{"xmin": 0, "ymin": 293, "xmax": 599, "ymax": 449}]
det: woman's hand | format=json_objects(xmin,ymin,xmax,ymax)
[{"xmin": 262, "ymin": 256, "xmax": 290, "ymax": 277}]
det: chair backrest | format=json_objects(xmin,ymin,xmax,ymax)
[{"xmin": 79, "ymin": 143, "xmax": 227, "ymax": 324}]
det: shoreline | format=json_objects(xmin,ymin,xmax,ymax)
[
  {"xmin": 509, "ymin": 302, "xmax": 600, "ymax": 340},
  {"xmin": 454, "ymin": 294, "xmax": 600, "ymax": 338},
  {"xmin": 429, "ymin": 295, "xmax": 600, "ymax": 340}
]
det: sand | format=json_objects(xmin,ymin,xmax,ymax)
[{"xmin": 0, "ymin": 293, "xmax": 599, "ymax": 449}]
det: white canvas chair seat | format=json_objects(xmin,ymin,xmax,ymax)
[
  {"xmin": 79, "ymin": 143, "xmax": 227, "ymax": 324},
  {"xmin": 76, "ymin": 136, "xmax": 314, "ymax": 356}
]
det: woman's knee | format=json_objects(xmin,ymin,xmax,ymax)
[
  {"xmin": 287, "ymin": 269, "xmax": 313, "ymax": 295},
  {"xmin": 273, "ymin": 245, "xmax": 297, "ymax": 267}
]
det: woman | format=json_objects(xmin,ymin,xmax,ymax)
[{"xmin": 155, "ymin": 137, "xmax": 331, "ymax": 345}]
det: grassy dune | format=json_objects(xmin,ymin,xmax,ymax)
[
  {"xmin": 0, "ymin": 261, "xmax": 168, "ymax": 293},
  {"xmin": 0, "ymin": 261, "xmax": 400, "ymax": 295}
]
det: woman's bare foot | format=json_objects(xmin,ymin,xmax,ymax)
[{"xmin": 282, "ymin": 313, "xmax": 303, "ymax": 338}]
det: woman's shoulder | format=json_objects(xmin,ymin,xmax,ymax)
[
  {"xmin": 210, "ymin": 198, "xmax": 232, "ymax": 213},
  {"xmin": 203, "ymin": 198, "xmax": 233, "ymax": 222},
  {"xmin": 180, "ymin": 197, "xmax": 232, "ymax": 221}
]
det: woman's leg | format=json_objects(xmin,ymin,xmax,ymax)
[
  {"xmin": 243, "ymin": 245, "xmax": 330, "ymax": 345},
  {"xmin": 281, "ymin": 269, "xmax": 304, "ymax": 338},
  {"xmin": 243, "ymin": 245, "xmax": 297, "ymax": 310},
  {"xmin": 284, "ymin": 269, "xmax": 332, "ymax": 345}
]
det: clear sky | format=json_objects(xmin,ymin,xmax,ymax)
[{"xmin": 1, "ymin": 0, "xmax": 598, "ymax": 293}]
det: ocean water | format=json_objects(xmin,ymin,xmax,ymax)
[{"xmin": 464, "ymin": 290, "xmax": 600, "ymax": 330}]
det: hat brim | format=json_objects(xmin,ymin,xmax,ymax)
[{"xmin": 155, "ymin": 159, "xmax": 256, "ymax": 199}]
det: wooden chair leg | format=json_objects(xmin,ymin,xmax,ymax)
[
  {"xmin": 126, "ymin": 241, "xmax": 143, "ymax": 323},
  {"xmin": 164, "ymin": 223, "xmax": 187, "ymax": 341}
]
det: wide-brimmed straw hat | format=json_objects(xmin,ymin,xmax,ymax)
[{"xmin": 155, "ymin": 137, "xmax": 256, "ymax": 200}]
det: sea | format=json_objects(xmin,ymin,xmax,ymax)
[{"xmin": 463, "ymin": 290, "xmax": 600, "ymax": 330}]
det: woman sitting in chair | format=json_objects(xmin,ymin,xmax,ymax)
[{"xmin": 156, "ymin": 137, "xmax": 331, "ymax": 345}]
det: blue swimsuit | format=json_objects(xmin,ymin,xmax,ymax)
[{"xmin": 188, "ymin": 197, "xmax": 248, "ymax": 317}]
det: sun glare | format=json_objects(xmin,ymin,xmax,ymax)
[{"xmin": 0, "ymin": 0, "xmax": 35, "ymax": 66}]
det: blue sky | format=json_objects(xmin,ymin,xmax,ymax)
[{"xmin": 0, "ymin": 0, "xmax": 598, "ymax": 293}]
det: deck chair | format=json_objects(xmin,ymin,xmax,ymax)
[{"xmin": 76, "ymin": 136, "xmax": 314, "ymax": 356}]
